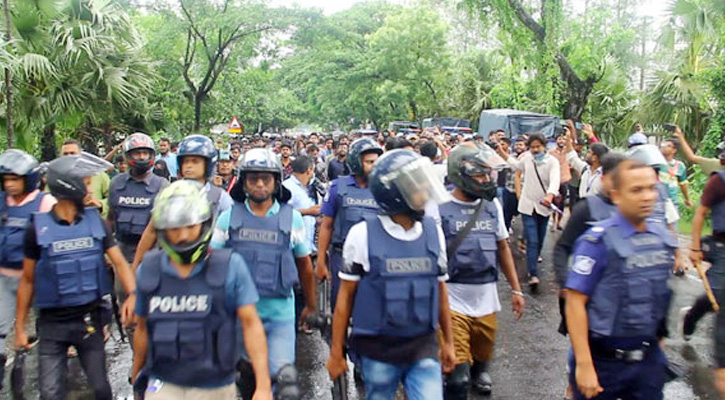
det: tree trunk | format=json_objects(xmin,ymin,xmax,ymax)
[
  {"xmin": 193, "ymin": 94, "xmax": 202, "ymax": 133},
  {"xmin": 3, "ymin": 0, "xmax": 13, "ymax": 149},
  {"xmin": 562, "ymin": 82, "xmax": 593, "ymax": 120},
  {"xmin": 40, "ymin": 123, "xmax": 56, "ymax": 161}
]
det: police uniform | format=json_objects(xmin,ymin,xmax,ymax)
[
  {"xmin": 321, "ymin": 175, "xmax": 378, "ymax": 308},
  {"xmin": 341, "ymin": 214, "xmax": 447, "ymax": 400},
  {"xmin": 134, "ymin": 248, "xmax": 259, "ymax": 399},
  {"xmin": 0, "ymin": 191, "xmax": 52, "ymax": 353},
  {"xmin": 109, "ymin": 171, "xmax": 168, "ymax": 262},
  {"xmin": 433, "ymin": 197, "xmax": 509, "ymax": 397},
  {"xmin": 24, "ymin": 207, "xmax": 116, "ymax": 400},
  {"xmin": 212, "ymin": 199, "xmax": 310, "ymax": 383},
  {"xmin": 565, "ymin": 212, "xmax": 677, "ymax": 399}
]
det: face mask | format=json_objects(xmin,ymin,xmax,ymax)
[
  {"xmin": 533, "ymin": 152, "xmax": 546, "ymax": 163},
  {"xmin": 479, "ymin": 182, "xmax": 497, "ymax": 201}
]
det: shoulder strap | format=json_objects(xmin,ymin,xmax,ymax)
[
  {"xmin": 205, "ymin": 248, "xmax": 232, "ymax": 288},
  {"xmin": 138, "ymin": 250, "xmax": 164, "ymax": 294},
  {"xmin": 422, "ymin": 216, "xmax": 440, "ymax": 256},
  {"xmin": 446, "ymin": 201, "xmax": 485, "ymax": 257},
  {"xmin": 84, "ymin": 208, "xmax": 107, "ymax": 239},
  {"xmin": 532, "ymin": 159, "xmax": 548, "ymax": 194}
]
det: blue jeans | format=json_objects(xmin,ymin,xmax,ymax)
[
  {"xmin": 360, "ymin": 357, "xmax": 443, "ymax": 400},
  {"xmin": 37, "ymin": 317, "xmax": 112, "ymax": 400},
  {"xmin": 502, "ymin": 190, "xmax": 519, "ymax": 231},
  {"xmin": 522, "ymin": 213, "xmax": 549, "ymax": 277},
  {"xmin": 240, "ymin": 317, "xmax": 296, "ymax": 377},
  {"xmin": 0, "ymin": 274, "xmax": 20, "ymax": 351}
]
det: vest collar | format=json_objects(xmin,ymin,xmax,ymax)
[
  {"xmin": 612, "ymin": 213, "xmax": 659, "ymax": 238},
  {"xmin": 243, "ymin": 198, "xmax": 280, "ymax": 217}
]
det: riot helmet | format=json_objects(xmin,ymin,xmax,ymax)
[
  {"xmin": 448, "ymin": 143, "xmax": 505, "ymax": 201},
  {"xmin": 626, "ymin": 144, "xmax": 667, "ymax": 168},
  {"xmin": 123, "ymin": 133, "xmax": 155, "ymax": 176},
  {"xmin": 233, "ymin": 148, "xmax": 290, "ymax": 203},
  {"xmin": 0, "ymin": 149, "xmax": 41, "ymax": 194},
  {"xmin": 152, "ymin": 180, "xmax": 213, "ymax": 265},
  {"xmin": 46, "ymin": 153, "xmax": 113, "ymax": 203},
  {"xmin": 369, "ymin": 149, "xmax": 450, "ymax": 216},
  {"xmin": 347, "ymin": 137, "xmax": 383, "ymax": 177},
  {"xmin": 627, "ymin": 132, "xmax": 648, "ymax": 148},
  {"xmin": 177, "ymin": 135, "xmax": 218, "ymax": 179}
]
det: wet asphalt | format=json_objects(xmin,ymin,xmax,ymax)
[{"xmin": 1, "ymin": 218, "xmax": 722, "ymax": 399}]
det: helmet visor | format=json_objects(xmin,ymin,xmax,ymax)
[
  {"xmin": 154, "ymin": 194, "xmax": 211, "ymax": 229},
  {"xmin": 68, "ymin": 152, "xmax": 113, "ymax": 178},
  {"xmin": 383, "ymin": 157, "xmax": 451, "ymax": 211}
]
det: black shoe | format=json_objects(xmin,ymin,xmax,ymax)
[
  {"xmin": 0, "ymin": 354, "xmax": 6, "ymax": 391},
  {"xmin": 471, "ymin": 361, "xmax": 492, "ymax": 395}
]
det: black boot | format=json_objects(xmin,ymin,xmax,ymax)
[
  {"xmin": 444, "ymin": 363, "xmax": 470, "ymax": 400},
  {"xmin": 0, "ymin": 354, "xmax": 6, "ymax": 391},
  {"xmin": 471, "ymin": 361, "xmax": 492, "ymax": 395}
]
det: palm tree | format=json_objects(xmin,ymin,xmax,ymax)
[{"xmin": 4, "ymin": 0, "xmax": 156, "ymax": 158}]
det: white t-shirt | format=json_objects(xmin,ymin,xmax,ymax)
[
  {"xmin": 340, "ymin": 215, "xmax": 448, "ymax": 282},
  {"xmin": 427, "ymin": 197, "xmax": 510, "ymax": 318}
]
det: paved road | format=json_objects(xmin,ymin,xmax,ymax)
[{"xmin": 1, "ymin": 219, "xmax": 722, "ymax": 399}]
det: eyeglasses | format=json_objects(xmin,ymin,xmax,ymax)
[{"xmin": 245, "ymin": 173, "xmax": 274, "ymax": 184}]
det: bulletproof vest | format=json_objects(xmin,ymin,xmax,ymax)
[
  {"xmin": 0, "ymin": 192, "xmax": 44, "ymax": 269},
  {"xmin": 331, "ymin": 177, "xmax": 378, "ymax": 246},
  {"xmin": 711, "ymin": 171, "xmax": 725, "ymax": 234},
  {"xmin": 352, "ymin": 216, "xmax": 440, "ymax": 338},
  {"xmin": 586, "ymin": 194, "xmax": 617, "ymax": 222},
  {"xmin": 228, "ymin": 201, "xmax": 298, "ymax": 298},
  {"xmin": 585, "ymin": 219, "xmax": 676, "ymax": 338},
  {"xmin": 439, "ymin": 200, "xmax": 499, "ymax": 284},
  {"xmin": 206, "ymin": 184, "xmax": 223, "ymax": 217},
  {"xmin": 33, "ymin": 208, "xmax": 110, "ymax": 309},
  {"xmin": 139, "ymin": 249, "xmax": 236, "ymax": 386},
  {"xmin": 648, "ymin": 182, "xmax": 669, "ymax": 225},
  {"xmin": 109, "ymin": 173, "xmax": 163, "ymax": 242}
]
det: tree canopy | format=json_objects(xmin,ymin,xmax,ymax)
[{"xmin": 0, "ymin": 0, "xmax": 722, "ymax": 153}]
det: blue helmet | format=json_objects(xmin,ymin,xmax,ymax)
[
  {"xmin": 0, "ymin": 149, "xmax": 41, "ymax": 193},
  {"xmin": 627, "ymin": 132, "xmax": 648, "ymax": 148},
  {"xmin": 177, "ymin": 135, "xmax": 218, "ymax": 179},
  {"xmin": 369, "ymin": 149, "xmax": 450, "ymax": 215},
  {"xmin": 347, "ymin": 137, "xmax": 383, "ymax": 176}
]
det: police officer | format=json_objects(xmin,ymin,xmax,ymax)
[
  {"xmin": 15, "ymin": 154, "xmax": 137, "ymax": 400},
  {"xmin": 432, "ymin": 144, "xmax": 525, "ymax": 399},
  {"xmin": 132, "ymin": 134, "xmax": 233, "ymax": 270},
  {"xmin": 552, "ymin": 153, "xmax": 625, "ymax": 400},
  {"xmin": 109, "ymin": 133, "xmax": 169, "ymax": 264},
  {"xmin": 0, "ymin": 149, "xmax": 55, "ymax": 385},
  {"xmin": 316, "ymin": 137, "xmax": 383, "ymax": 309},
  {"xmin": 326, "ymin": 149, "xmax": 455, "ymax": 400},
  {"xmin": 686, "ymin": 145, "xmax": 725, "ymax": 395},
  {"xmin": 211, "ymin": 148, "xmax": 316, "ymax": 399},
  {"xmin": 565, "ymin": 159, "xmax": 676, "ymax": 399},
  {"xmin": 131, "ymin": 181, "xmax": 272, "ymax": 400}
]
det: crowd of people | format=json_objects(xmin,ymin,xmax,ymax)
[{"xmin": 0, "ymin": 120, "xmax": 722, "ymax": 400}]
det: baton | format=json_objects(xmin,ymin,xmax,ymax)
[{"xmin": 693, "ymin": 260, "xmax": 720, "ymax": 312}]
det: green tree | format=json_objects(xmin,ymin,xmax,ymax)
[{"xmin": 4, "ymin": 0, "xmax": 155, "ymax": 159}]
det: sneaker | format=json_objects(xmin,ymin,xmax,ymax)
[
  {"xmin": 528, "ymin": 276, "xmax": 540, "ymax": 292},
  {"xmin": 680, "ymin": 306, "xmax": 694, "ymax": 341},
  {"xmin": 538, "ymin": 256, "xmax": 543, "ymax": 263}
]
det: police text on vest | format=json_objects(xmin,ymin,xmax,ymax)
[{"xmin": 149, "ymin": 295, "xmax": 210, "ymax": 313}]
